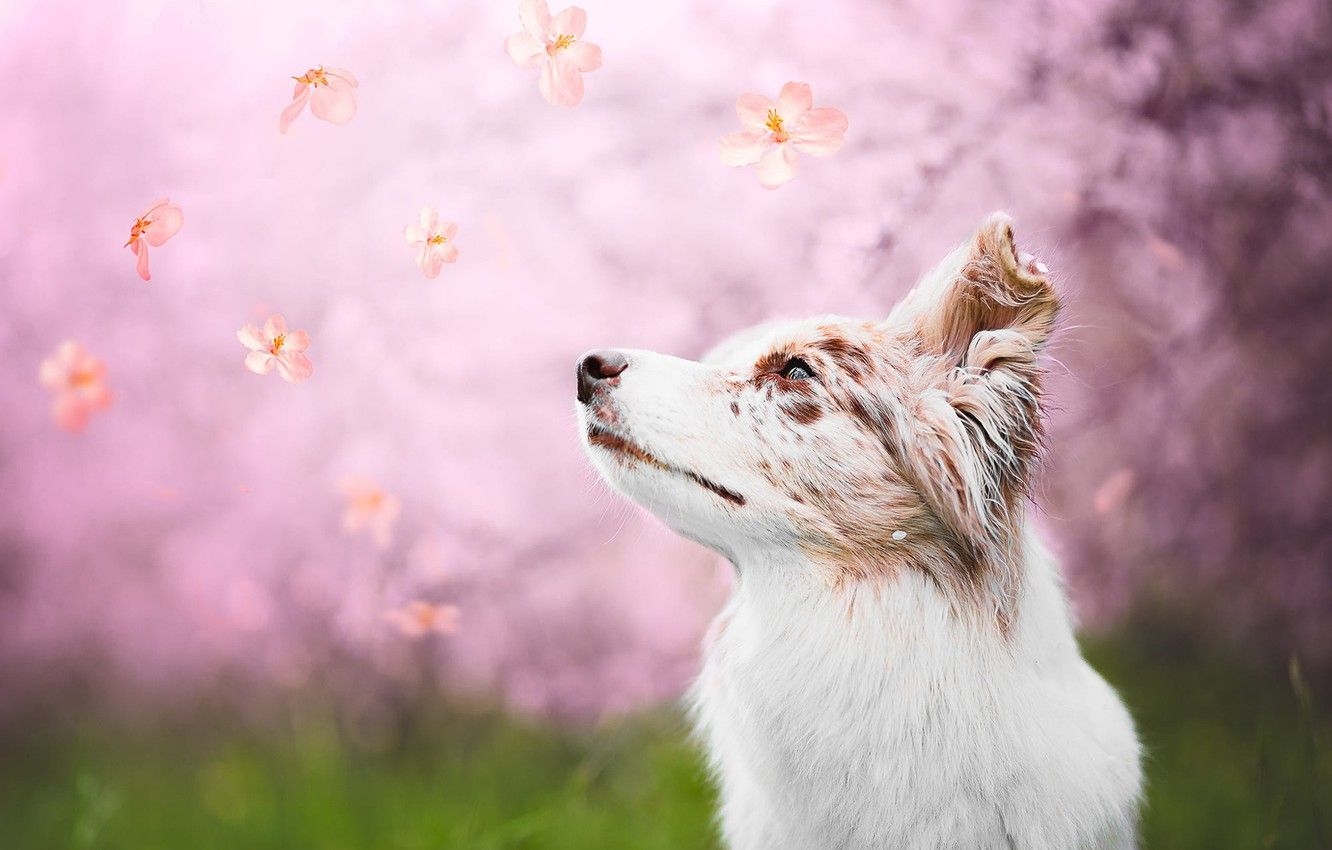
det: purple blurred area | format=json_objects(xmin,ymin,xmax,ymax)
[{"xmin": 0, "ymin": 0, "xmax": 1328, "ymax": 721}]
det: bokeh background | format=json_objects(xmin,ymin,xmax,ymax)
[{"xmin": 1, "ymin": 0, "xmax": 1329, "ymax": 847}]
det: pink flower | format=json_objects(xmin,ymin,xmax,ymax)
[
  {"xmin": 340, "ymin": 477, "xmax": 402, "ymax": 549},
  {"xmin": 403, "ymin": 208, "xmax": 459, "ymax": 278},
  {"xmin": 236, "ymin": 314, "xmax": 313, "ymax": 383},
  {"xmin": 39, "ymin": 341, "xmax": 113, "ymax": 433},
  {"xmin": 384, "ymin": 601, "xmax": 460, "ymax": 638},
  {"xmin": 719, "ymin": 82, "xmax": 849, "ymax": 189},
  {"xmin": 124, "ymin": 198, "xmax": 183, "ymax": 281},
  {"xmin": 504, "ymin": 0, "xmax": 602, "ymax": 107},
  {"xmin": 1093, "ymin": 469, "xmax": 1135, "ymax": 515},
  {"xmin": 279, "ymin": 66, "xmax": 358, "ymax": 134}
]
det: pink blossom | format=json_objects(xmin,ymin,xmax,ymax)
[
  {"xmin": 403, "ymin": 208, "xmax": 459, "ymax": 278},
  {"xmin": 279, "ymin": 66, "xmax": 358, "ymax": 134},
  {"xmin": 236, "ymin": 314, "xmax": 313, "ymax": 383},
  {"xmin": 124, "ymin": 198, "xmax": 183, "ymax": 281},
  {"xmin": 504, "ymin": 0, "xmax": 602, "ymax": 107},
  {"xmin": 38, "ymin": 341, "xmax": 113, "ymax": 433},
  {"xmin": 719, "ymin": 82, "xmax": 849, "ymax": 189},
  {"xmin": 1093, "ymin": 469, "xmax": 1136, "ymax": 515},
  {"xmin": 340, "ymin": 477, "xmax": 401, "ymax": 549},
  {"xmin": 384, "ymin": 601, "xmax": 460, "ymax": 638}
]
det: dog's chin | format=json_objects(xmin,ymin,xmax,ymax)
[{"xmin": 580, "ymin": 420, "xmax": 746, "ymax": 510}]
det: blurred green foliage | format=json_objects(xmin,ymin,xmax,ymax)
[{"xmin": 2, "ymin": 632, "xmax": 1328, "ymax": 850}]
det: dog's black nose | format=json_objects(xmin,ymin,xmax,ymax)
[{"xmin": 577, "ymin": 350, "xmax": 629, "ymax": 404}]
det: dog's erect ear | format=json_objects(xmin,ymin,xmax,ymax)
[
  {"xmin": 891, "ymin": 212, "xmax": 1057, "ymax": 368},
  {"xmin": 889, "ymin": 213, "xmax": 1058, "ymax": 611}
]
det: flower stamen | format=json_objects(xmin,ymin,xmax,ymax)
[
  {"xmin": 354, "ymin": 491, "xmax": 385, "ymax": 512},
  {"xmin": 294, "ymin": 67, "xmax": 330, "ymax": 87},
  {"xmin": 270, "ymin": 334, "xmax": 286, "ymax": 355},
  {"xmin": 547, "ymin": 33, "xmax": 576, "ymax": 54},
  {"xmin": 765, "ymin": 109, "xmax": 789, "ymax": 143},
  {"xmin": 124, "ymin": 217, "xmax": 150, "ymax": 247}
]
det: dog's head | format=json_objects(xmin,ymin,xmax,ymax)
[{"xmin": 577, "ymin": 213, "xmax": 1057, "ymax": 614}]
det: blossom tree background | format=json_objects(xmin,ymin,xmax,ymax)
[{"xmin": 0, "ymin": 0, "xmax": 1328, "ymax": 723}]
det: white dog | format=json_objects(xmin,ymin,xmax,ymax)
[{"xmin": 576, "ymin": 213, "xmax": 1142, "ymax": 849}]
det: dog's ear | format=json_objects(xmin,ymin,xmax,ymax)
[
  {"xmin": 889, "ymin": 213, "xmax": 1058, "ymax": 609},
  {"xmin": 891, "ymin": 212, "xmax": 1057, "ymax": 368}
]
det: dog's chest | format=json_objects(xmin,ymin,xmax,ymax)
[{"xmin": 691, "ymin": 585, "xmax": 1016, "ymax": 849}]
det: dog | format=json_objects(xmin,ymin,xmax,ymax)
[{"xmin": 576, "ymin": 213, "xmax": 1142, "ymax": 849}]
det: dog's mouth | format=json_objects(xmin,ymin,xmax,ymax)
[{"xmin": 585, "ymin": 422, "xmax": 746, "ymax": 507}]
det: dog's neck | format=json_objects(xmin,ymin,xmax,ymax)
[{"xmin": 711, "ymin": 524, "xmax": 1081, "ymax": 677}]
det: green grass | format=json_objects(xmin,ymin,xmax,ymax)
[
  {"xmin": 1, "ymin": 632, "xmax": 1328, "ymax": 849},
  {"xmin": 1084, "ymin": 637, "xmax": 1331, "ymax": 849}
]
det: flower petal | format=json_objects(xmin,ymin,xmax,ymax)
[
  {"xmin": 133, "ymin": 240, "xmax": 151, "ymax": 280},
  {"xmin": 440, "ymin": 243, "xmax": 459, "ymax": 264},
  {"xmin": 283, "ymin": 329, "xmax": 310, "ymax": 353},
  {"xmin": 144, "ymin": 202, "xmax": 183, "ymax": 246},
  {"xmin": 277, "ymin": 353, "xmax": 314, "ymax": 383},
  {"xmin": 756, "ymin": 144, "xmax": 799, "ymax": 189},
  {"xmin": 404, "ymin": 223, "xmax": 427, "ymax": 245},
  {"xmin": 245, "ymin": 351, "xmax": 275, "ymax": 375},
  {"xmin": 279, "ymin": 85, "xmax": 311, "ymax": 134},
  {"xmin": 776, "ymin": 82, "xmax": 813, "ymax": 123},
  {"xmin": 539, "ymin": 58, "xmax": 584, "ymax": 106},
  {"xmin": 791, "ymin": 107, "xmax": 849, "ymax": 156},
  {"xmin": 736, "ymin": 93, "xmax": 774, "ymax": 134},
  {"xmin": 441, "ymin": 221, "xmax": 458, "ymax": 240},
  {"xmin": 552, "ymin": 6, "xmax": 586, "ymax": 38},
  {"xmin": 519, "ymin": 0, "xmax": 553, "ymax": 40},
  {"xmin": 85, "ymin": 384, "xmax": 113, "ymax": 411},
  {"xmin": 237, "ymin": 324, "xmax": 268, "ymax": 351},
  {"xmin": 39, "ymin": 356, "xmax": 64, "ymax": 389},
  {"xmin": 264, "ymin": 314, "xmax": 288, "ymax": 339},
  {"xmin": 419, "ymin": 207, "xmax": 439, "ymax": 232},
  {"xmin": 421, "ymin": 250, "xmax": 445, "ymax": 278},
  {"xmin": 324, "ymin": 67, "xmax": 358, "ymax": 87},
  {"xmin": 564, "ymin": 40, "xmax": 601, "ymax": 72},
  {"xmin": 719, "ymin": 131, "xmax": 767, "ymax": 166},
  {"xmin": 310, "ymin": 84, "xmax": 357, "ymax": 124},
  {"xmin": 505, "ymin": 32, "xmax": 545, "ymax": 68},
  {"xmin": 53, "ymin": 394, "xmax": 91, "ymax": 433},
  {"xmin": 56, "ymin": 340, "xmax": 81, "ymax": 363}
]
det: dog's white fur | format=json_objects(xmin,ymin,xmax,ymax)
[{"xmin": 577, "ymin": 213, "xmax": 1142, "ymax": 849}]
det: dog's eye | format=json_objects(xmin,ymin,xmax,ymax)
[{"xmin": 780, "ymin": 358, "xmax": 814, "ymax": 381}]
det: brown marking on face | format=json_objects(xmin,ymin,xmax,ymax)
[
  {"xmin": 785, "ymin": 399, "xmax": 823, "ymax": 425},
  {"xmin": 684, "ymin": 470, "xmax": 747, "ymax": 506},
  {"xmin": 587, "ymin": 425, "xmax": 657, "ymax": 466},
  {"xmin": 753, "ymin": 349, "xmax": 792, "ymax": 375},
  {"xmin": 811, "ymin": 326, "xmax": 878, "ymax": 378},
  {"xmin": 587, "ymin": 424, "xmax": 747, "ymax": 506},
  {"xmin": 730, "ymin": 401, "xmax": 741, "ymax": 416}
]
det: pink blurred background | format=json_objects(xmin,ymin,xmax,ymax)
[{"xmin": 1, "ymin": 0, "xmax": 1329, "ymax": 720}]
